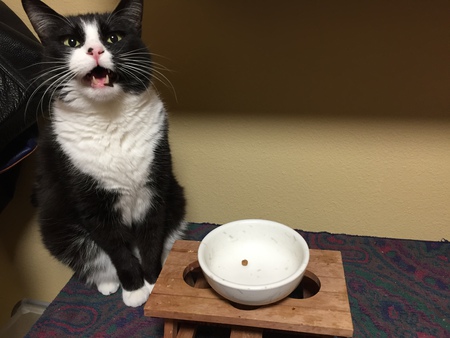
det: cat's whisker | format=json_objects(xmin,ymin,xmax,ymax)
[
  {"xmin": 118, "ymin": 48, "xmax": 148, "ymax": 56},
  {"xmin": 48, "ymin": 72, "xmax": 77, "ymax": 106},
  {"xmin": 30, "ymin": 69, "xmax": 77, "ymax": 120},
  {"xmin": 151, "ymin": 73, "xmax": 177, "ymax": 102},
  {"xmin": 118, "ymin": 49, "xmax": 176, "ymax": 76},
  {"xmin": 28, "ymin": 66, "xmax": 72, "ymax": 88},
  {"xmin": 148, "ymin": 51, "xmax": 174, "ymax": 62},
  {"xmin": 146, "ymin": 67, "xmax": 177, "ymax": 100},
  {"xmin": 119, "ymin": 63, "xmax": 155, "ymax": 85},
  {"xmin": 119, "ymin": 60, "xmax": 152, "ymax": 73},
  {"xmin": 119, "ymin": 56, "xmax": 175, "ymax": 89},
  {"xmin": 151, "ymin": 63, "xmax": 174, "ymax": 73},
  {"xmin": 150, "ymin": 68, "xmax": 174, "ymax": 87},
  {"xmin": 122, "ymin": 57, "xmax": 172, "ymax": 73},
  {"xmin": 21, "ymin": 60, "xmax": 67, "ymax": 72},
  {"xmin": 119, "ymin": 67, "xmax": 151, "ymax": 93},
  {"xmin": 120, "ymin": 51, "xmax": 172, "ymax": 68},
  {"xmin": 24, "ymin": 68, "xmax": 69, "ymax": 120},
  {"xmin": 119, "ymin": 50, "xmax": 172, "ymax": 65}
]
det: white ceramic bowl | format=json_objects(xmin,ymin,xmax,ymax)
[{"xmin": 198, "ymin": 219, "xmax": 310, "ymax": 306}]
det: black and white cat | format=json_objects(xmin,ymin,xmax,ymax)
[{"xmin": 22, "ymin": 0, "xmax": 186, "ymax": 307}]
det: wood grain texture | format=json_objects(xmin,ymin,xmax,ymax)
[{"xmin": 145, "ymin": 240, "xmax": 353, "ymax": 337}]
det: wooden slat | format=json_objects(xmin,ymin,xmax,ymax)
[
  {"xmin": 148, "ymin": 294, "xmax": 353, "ymax": 337},
  {"xmin": 164, "ymin": 320, "xmax": 177, "ymax": 338},
  {"xmin": 176, "ymin": 323, "xmax": 197, "ymax": 338},
  {"xmin": 230, "ymin": 327, "xmax": 263, "ymax": 338}
]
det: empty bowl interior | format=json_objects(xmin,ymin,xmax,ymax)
[{"xmin": 199, "ymin": 220, "xmax": 308, "ymax": 288}]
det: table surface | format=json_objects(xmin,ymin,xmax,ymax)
[{"xmin": 25, "ymin": 223, "xmax": 450, "ymax": 338}]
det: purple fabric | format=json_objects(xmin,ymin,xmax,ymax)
[{"xmin": 26, "ymin": 223, "xmax": 449, "ymax": 337}]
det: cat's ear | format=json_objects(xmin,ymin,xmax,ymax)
[
  {"xmin": 112, "ymin": 0, "xmax": 144, "ymax": 34},
  {"xmin": 22, "ymin": 0, "xmax": 65, "ymax": 42}
]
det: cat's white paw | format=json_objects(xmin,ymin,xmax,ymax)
[
  {"xmin": 97, "ymin": 281, "xmax": 120, "ymax": 296},
  {"xmin": 144, "ymin": 280, "xmax": 155, "ymax": 293},
  {"xmin": 122, "ymin": 281, "xmax": 155, "ymax": 307}
]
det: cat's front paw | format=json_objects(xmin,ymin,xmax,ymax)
[
  {"xmin": 122, "ymin": 281, "xmax": 154, "ymax": 307},
  {"xmin": 97, "ymin": 281, "xmax": 120, "ymax": 296}
]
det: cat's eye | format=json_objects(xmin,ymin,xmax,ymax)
[
  {"xmin": 63, "ymin": 37, "xmax": 81, "ymax": 48},
  {"xmin": 107, "ymin": 33, "xmax": 122, "ymax": 44}
]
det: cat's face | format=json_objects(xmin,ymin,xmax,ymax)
[{"xmin": 22, "ymin": 0, "xmax": 150, "ymax": 102}]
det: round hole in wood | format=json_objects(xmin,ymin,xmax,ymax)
[
  {"xmin": 183, "ymin": 261, "xmax": 211, "ymax": 289},
  {"xmin": 288, "ymin": 270, "xmax": 321, "ymax": 299}
]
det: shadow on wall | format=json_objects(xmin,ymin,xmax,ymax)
[
  {"xmin": 142, "ymin": 0, "xmax": 450, "ymax": 118},
  {"xmin": 0, "ymin": 155, "xmax": 37, "ymax": 325},
  {"xmin": 0, "ymin": 156, "xmax": 36, "ymax": 265}
]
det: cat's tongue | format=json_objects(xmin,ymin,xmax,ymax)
[
  {"xmin": 91, "ymin": 75, "xmax": 110, "ymax": 88},
  {"xmin": 85, "ymin": 67, "xmax": 115, "ymax": 88}
]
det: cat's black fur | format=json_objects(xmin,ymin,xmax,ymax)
[{"xmin": 22, "ymin": 0, "xmax": 186, "ymax": 306}]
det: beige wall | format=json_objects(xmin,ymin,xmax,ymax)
[
  {"xmin": 1, "ymin": 0, "xmax": 449, "ymax": 326},
  {"xmin": 144, "ymin": 0, "xmax": 450, "ymax": 239}
]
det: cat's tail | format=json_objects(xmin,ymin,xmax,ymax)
[{"xmin": 161, "ymin": 221, "xmax": 188, "ymax": 266}]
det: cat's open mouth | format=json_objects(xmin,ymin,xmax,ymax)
[{"xmin": 83, "ymin": 66, "xmax": 117, "ymax": 88}]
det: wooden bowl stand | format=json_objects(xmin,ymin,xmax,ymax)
[{"xmin": 145, "ymin": 240, "xmax": 353, "ymax": 338}]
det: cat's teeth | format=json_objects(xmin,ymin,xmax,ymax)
[
  {"xmin": 105, "ymin": 74, "xmax": 110, "ymax": 85},
  {"xmin": 92, "ymin": 76, "xmax": 99, "ymax": 86}
]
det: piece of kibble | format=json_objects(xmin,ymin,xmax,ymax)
[{"xmin": 241, "ymin": 259, "xmax": 248, "ymax": 266}]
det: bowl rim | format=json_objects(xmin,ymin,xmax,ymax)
[{"xmin": 198, "ymin": 219, "xmax": 310, "ymax": 291}]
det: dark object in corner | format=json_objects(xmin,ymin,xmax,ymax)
[{"xmin": 0, "ymin": 1, "xmax": 46, "ymax": 212}]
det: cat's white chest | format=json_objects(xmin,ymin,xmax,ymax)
[{"xmin": 53, "ymin": 90, "xmax": 164, "ymax": 224}]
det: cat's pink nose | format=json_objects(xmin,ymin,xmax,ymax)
[{"xmin": 87, "ymin": 47, "xmax": 104, "ymax": 62}]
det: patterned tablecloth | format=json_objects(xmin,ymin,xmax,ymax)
[{"xmin": 26, "ymin": 223, "xmax": 449, "ymax": 337}]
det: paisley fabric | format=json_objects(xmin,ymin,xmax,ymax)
[
  {"xmin": 26, "ymin": 223, "xmax": 449, "ymax": 337},
  {"xmin": 298, "ymin": 231, "xmax": 449, "ymax": 338}
]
